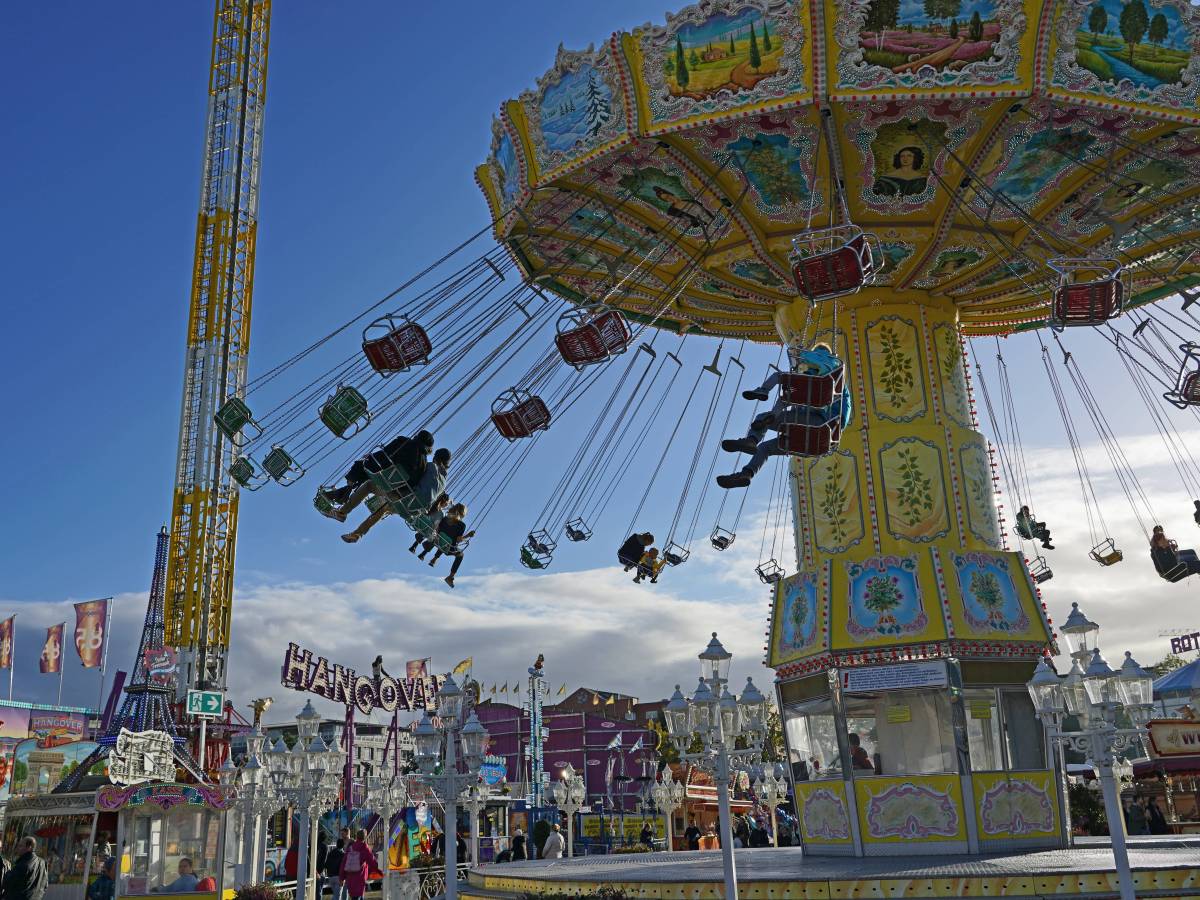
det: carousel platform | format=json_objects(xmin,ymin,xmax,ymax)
[{"xmin": 463, "ymin": 844, "xmax": 1200, "ymax": 899}]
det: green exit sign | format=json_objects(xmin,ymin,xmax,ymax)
[{"xmin": 187, "ymin": 689, "xmax": 224, "ymax": 718}]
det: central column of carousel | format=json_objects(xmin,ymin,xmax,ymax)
[{"xmin": 766, "ymin": 289, "xmax": 1061, "ymax": 857}]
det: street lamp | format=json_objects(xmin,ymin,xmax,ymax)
[
  {"xmin": 264, "ymin": 702, "xmax": 344, "ymax": 900},
  {"xmin": 223, "ymin": 736, "xmax": 281, "ymax": 889},
  {"xmin": 549, "ymin": 763, "xmax": 587, "ymax": 857},
  {"xmin": 413, "ymin": 676, "xmax": 489, "ymax": 900},
  {"xmin": 1028, "ymin": 606, "xmax": 1154, "ymax": 900},
  {"xmin": 459, "ymin": 782, "xmax": 491, "ymax": 867},
  {"xmin": 663, "ymin": 633, "xmax": 766, "ymax": 900},
  {"xmin": 649, "ymin": 769, "xmax": 685, "ymax": 851},
  {"xmin": 363, "ymin": 774, "xmax": 407, "ymax": 900},
  {"xmin": 753, "ymin": 770, "xmax": 787, "ymax": 846}
]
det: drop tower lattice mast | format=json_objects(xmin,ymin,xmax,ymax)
[{"xmin": 166, "ymin": 0, "xmax": 271, "ymax": 696}]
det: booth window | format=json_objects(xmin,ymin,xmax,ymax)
[
  {"xmin": 784, "ymin": 697, "xmax": 842, "ymax": 781},
  {"xmin": 962, "ymin": 687, "xmax": 1046, "ymax": 772},
  {"xmin": 843, "ymin": 690, "xmax": 955, "ymax": 776},
  {"xmin": 964, "ymin": 689, "xmax": 1004, "ymax": 771},
  {"xmin": 122, "ymin": 807, "xmax": 220, "ymax": 895}
]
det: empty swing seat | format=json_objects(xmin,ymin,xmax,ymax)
[
  {"xmin": 779, "ymin": 366, "xmax": 844, "ymax": 408},
  {"xmin": 1027, "ymin": 556, "xmax": 1053, "ymax": 584},
  {"xmin": 1165, "ymin": 343, "xmax": 1200, "ymax": 409},
  {"xmin": 789, "ymin": 225, "xmax": 879, "ymax": 302},
  {"xmin": 710, "ymin": 527, "xmax": 735, "ymax": 551},
  {"xmin": 362, "ymin": 316, "xmax": 432, "ymax": 374},
  {"xmin": 214, "ymin": 396, "xmax": 261, "ymax": 445},
  {"xmin": 1089, "ymin": 538, "xmax": 1123, "ymax": 567},
  {"xmin": 230, "ymin": 457, "xmax": 267, "ymax": 490},
  {"xmin": 555, "ymin": 307, "xmax": 632, "ymax": 369},
  {"xmin": 756, "ymin": 559, "xmax": 784, "ymax": 585},
  {"xmin": 262, "ymin": 446, "xmax": 304, "ymax": 485},
  {"xmin": 1048, "ymin": 257, "xmax": 1124, "ymax": 329},
  {"xmin": 565, "ymin": 518, "xmax": 592, "ymax": 542},
  {"xmin": 663, "ymin": 542, "xmax": 690, "ymax": 566},
  {"xmin": 319, "ymin": 385, "xmax": 371, "ymax": 438},
  {"xmin": 492, "ymin": 390, "xmax": 552, "ymax": 440}
]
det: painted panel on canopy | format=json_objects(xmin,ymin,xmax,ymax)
[
  {"xmin": 795, "ymin": 780, "xmax": 854, "ymax": 844},
  {"xmin": 598, "ymin": 143, "xmax": 734, "ymax": 244},
  {"xmin": 833, "ymin": 553, "xmax": 948, "ymax": 649},
  {"xmin": 488, "ymin": 114, "xmax": 529, "ymax": 212},
  {"xmin": 877, "ymin": 437, "xmax": 952, "ymax": 544},
  {"xmin": 690, "ymin": 108, "xmax": 826, "ymax": 222},
  {"xmin": 855, "ymin": 775, "xmax": 966, "ymax": 843},
  {"xmin": 808, "ymin": 449, "xmax": 867, "ymax": 554},
  {"xmin": 829, "ymin": 0, "xmax": 1034, "ymax": 96},
  {"xmin": 519, "ymin": 42, "xmax": 631, "ymax": 186},
  {"xmin": 973, "ymin": 770, "xmax": 1059, "ymax": 839},
  {"xmin": 624, "ymin": 0, "xmax": 811, "ymax": 135},
  {"xmin": 968, "ymin": 106, "xmax": 1105, "ymax": 224},
  {"xmin": 942, "ymin": 549, "xmax": 1048, "ymax": 641},
  {"xmin": 911, "ymin": 243, "xmax": 990, "ymax": 289},
  {"xmin": 959, "ymin": 440, "xmax": 1003, "ymax": 549},
  {"xmin": 1058, "ymin": 145, "xmax": 1195, "ymax": 239},
  {"xmin": 845, "ymin": 100, "xmax": 979, "ymax": 215},
  {"xmin": 769, "ymin": 567, "xmax": 830, "ymax": 667},
  {"xmin": 870, "ymin": 238, "xmax": 918, "ymax": 285},
  {"xmin": 1047, "ymin": 0, "xmax": 1200, "ymax": 121}
]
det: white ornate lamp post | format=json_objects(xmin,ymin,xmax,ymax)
[
  {"xmin": 753, "ymin": 770, "xmax": 786, "ymax": 846},
  {"xmin": 265, "ymin": 702, "xmax": 344, "ymax": 900},
  {"xmin": 549, "ymin": 763, "xmax": 586, "ymax": 858},
  {"xmin": 649, "ymin": 769, "xmax": 685, "ymax": 851},
  {"xmin": 363, "ymin": 774, "xmax": 407, "ymax": 900},
  {"xmin": 413, "ymin": 676, "xmax": 489, "ymax": 900},
  {"xmin": 1028, "ymin": 606, "xmax": 1154, "ymax": 900},
  {"xmin": 221, "ymin": 726, "xmax": 280, "ymax": 888},
  {"xmin": 663, "ymin": 633, "xmax": 767, "ymax": 900}
]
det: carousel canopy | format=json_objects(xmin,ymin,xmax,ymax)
[{"xmin": 477, "ymin": 0, "xmax": 1200, "ymax": 339}]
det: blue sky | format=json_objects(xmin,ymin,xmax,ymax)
[{"xmin": 3, "ymin": 1, "xmax": 1199, "ymax": 716}]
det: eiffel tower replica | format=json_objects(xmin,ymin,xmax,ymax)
[{"xmin": 57, "ymin": 527, "xmax": 205, "ymax": 792}]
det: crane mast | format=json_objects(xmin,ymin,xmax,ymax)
[{"xmin": 166, "ymin": 0, "xmax": 271, "ymax": 696}]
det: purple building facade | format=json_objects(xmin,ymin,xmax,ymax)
[{"xmin": 474, "ymin": 701, "xmax": 657, "ymax": 812}]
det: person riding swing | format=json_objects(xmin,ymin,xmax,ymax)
[
  {"xmin": 717, "ymin": 344, "xmax": 851, "ymax": 489},
  {"xmin": 1015, "ymin": 505, "xmax": 1054, "ymax": 550}
]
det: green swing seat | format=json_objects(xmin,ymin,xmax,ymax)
[
  {"xmin": 262, "ymin": 446, "xmax": 304, "ymax": 485},
  {"xmin": 214, "ymin": 396, "xmax": 261, "ymax": 445},
  {"xmin": 520, "ymin": 546, "xmax": 546, "ymax": 569},
  {"xmin": 319, "ymin": 385, "xmax": 371, "ymax": 438},
  {"xmin": 367, "ymin": 463, "xmax": 426, "ymax": 518},
  {"xmin": 230, "ymin": 457, "xmax": 267, "ymax": 490}
]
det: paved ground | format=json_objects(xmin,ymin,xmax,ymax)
[{"xmin": 471, "ymin": 845, "xmax": 1200, "ymax": 882}]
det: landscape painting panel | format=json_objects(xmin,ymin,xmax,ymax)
[
  {"xmin": 859, "ymin": 0, "xmax": 1003, "ymax": 75},
  {"xmin": 1074, "ymin": 0, "xmax": 1190, "ymax": 90},
  {"xmin": 665, "ymin": 7, "xmax": 785, "ymax": 99}
]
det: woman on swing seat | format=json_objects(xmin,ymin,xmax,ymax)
[
  {"xmin": 1151, "ymin": 525, "xmax": 1200, "ymax": 579},
  {"xmin": 419, "ymin": 503, "xmax": 475, "ymax": 588}
]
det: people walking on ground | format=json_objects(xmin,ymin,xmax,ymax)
[
  {"xmin": 86, "ymin": 859, "xmax": 114, "ymax": 900},
  {"xmin": 542, "ymin": 823, "xmax": 565, "ymax": 859},
  {"xmin": 5, "ymin": 837, "xmax": 48, "ymax": 900},
  {"xmin": 684, "ymin": 817, "xmax": 701, "ymax": 851},
  {"xmin": 324, "ymin": 837, "xmax": 346, "ymax": 900},
  {"xmin": 339, "ymin": 829, "xmax": 378, "ymax": 900},
  {"xmin": 639, "ymin": 822, "xmax": 653, "ymax": 847},
  {"xmin": 1147, "ymin": 796, "xmax": 1169, "ymax": 835},
  {"xmin": 1124, "ymin": 797, "xmax": 1149, "ymax": 836},
  {"xmin": 698, "ymin": 826, "xmax": 719, "ymax": 850},
  {"xmin": 510, "ymin": 829, "xmax": 527, "ymax": 861}
]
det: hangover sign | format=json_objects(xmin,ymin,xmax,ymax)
[{"xmin": 281, "ymin": 643, "xmax": 445, "ymax": 714}]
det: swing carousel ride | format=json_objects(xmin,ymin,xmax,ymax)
[{"xmin": 215, "ymin": 0, "xmax": 1200, "ymax": 857}]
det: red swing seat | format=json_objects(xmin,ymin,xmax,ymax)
[
  {"xmin": 790, "ymin": 225, "xmax": 879, "ymax": 302},
  {"xmin": 362, "ymin": 315, "xmax": 432, "ymax": 374},
  {"xmin": 1048, "ymin": 257, "xmax": 1124, "ymax": 330},
  {"xmin": 555, "ymin": 307, "xmax": 632, "ymax": 369},
  {"xmin": 779, "ymin": 418, "xmax": 842, "ymax": 458},
  {"xmin": 779, "ymin": 366, "xmax": 844, "ymax": 408},
  {"xmin": 491, "ymin": 389, "xmax": 552, "ymax": 440}
]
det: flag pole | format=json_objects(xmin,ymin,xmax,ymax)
[
  {"xmin": 8, "ymin": 615, "xmax": 15, "ymax": 702},
  {"xmin": 96, "ymin": 600, "xmax": 114, "ymax": 714},
  {"xmin": 57, "ymin": 623, "xmax": 66, "ymax": 707}
]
